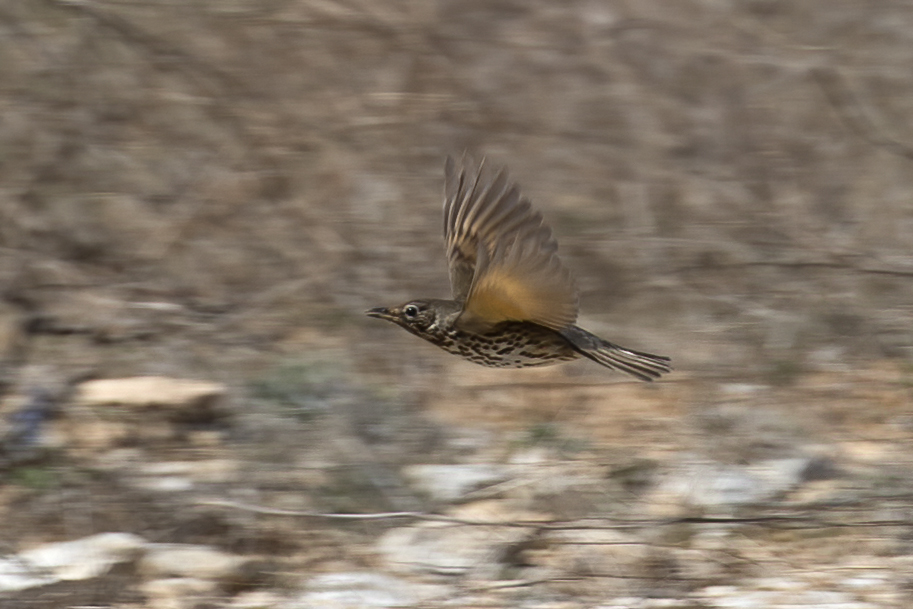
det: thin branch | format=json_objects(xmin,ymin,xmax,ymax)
[
  {"xmin": 199, "ymin": 499, "xmax": 913, "ymax": 531},
  {"xmin": 198, "ymin": 500, "xmax": 552, "ymax": 527}
]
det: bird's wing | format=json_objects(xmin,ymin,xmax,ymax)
[{"xmin": 443, "ymin": 155, "xmax": 578, "ymax": 332}]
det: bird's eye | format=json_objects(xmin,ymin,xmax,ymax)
[{"xmin": 403, "ymin": 305, "xmax": 419, "ymax": 319}]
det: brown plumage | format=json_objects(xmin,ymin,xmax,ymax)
[{"xmin": 366, "ymin": 156, "xmax": 671, "ymax": 381}]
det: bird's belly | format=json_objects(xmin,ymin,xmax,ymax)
[{"xmin": 438, "ymin": 323, "xmax": 579, "ymax": 368}]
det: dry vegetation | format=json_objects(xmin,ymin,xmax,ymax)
[{"xmin": 1, "ymin": 0, "xmax": 913, "ymax": 607}]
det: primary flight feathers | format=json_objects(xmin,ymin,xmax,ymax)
[{"xmin": 443, "ymin": 156, "xmax": 579, "ymax": 332}]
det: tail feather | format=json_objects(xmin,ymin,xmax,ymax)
[{"xmin": 561, "ymin": 325, "xmax": 671, "ymax": 381}]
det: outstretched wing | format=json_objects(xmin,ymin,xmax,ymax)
[{"xmin": 442, "ymin": 155, "xmax": 578, "ymax": 332}]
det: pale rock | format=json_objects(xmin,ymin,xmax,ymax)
[
  {"xmin": 140, "ymin": 459, "xmax": 239, "ymax": 483},
  {"xmin": 291, "ymin": 572, "xmax": 451, "ymax": 608},
  {"xmin": 188, "ymin": 429, "xmax": 225, "ymax": 446},
  {"xmin": 0, "ymin": 558, "xmax": 54, "ymax": 592},
  {"xmin": 508, "ymin": 447, "xmax": 554, "ymax": 465},
  {"xmin": 601, "ymin": 600, "xmax": 698, "ymax": 608},
  {"xmin": 133, "ymin": 476, "xmax": 195, "ymax": 492},
  {"xmin": 442, "ymin": 425, "xmax": 496, "ymax": 453},
  {"xmin": 378, "ymin": 500, "xmax": 548, "ymax": 576},
  {"xmin": 448, "ymin": 499, "xmax": 553, "ymax": 524},
  {"xmin": 698, "ymin": 583, "xmax": 877, "ymax": 608},
  {"xmin": 596, "ymin": 599, "xmax": 654, "ymax": 609},
  {"xmin": 402, "ymin": 463, "xmax": 510, "ymax": 501},
  {"xmin": 76, "ymin": 376, "xmax": 225, "ymax": 409},
  {"xmin": 18, "ymin": 531, "xmax": 145, "ymax": 580},
  {"xmin": 840, "ymin": 441, "xmax": 892, "ymax": 462},
  {"xmin": 127, "ymin": 458, "xmax": 239, "ymax": 492},
  {"xmin": 0, "ymin": 532, "xmax": 145, "ymax": 592},
  {"xmin": 140, "ymin": 543, "xmax": 248, "ymax": 580},
  {"xmin": 141, "ymin": 577, "xmax": 218, "ymax": 609},
  {"xmin": 378, "ymin": 525, "xmax": 503, "ymax": 576},
  {"xmin": 648, "ymin": 457, "xmax": 811, "ymax": 513},
  {"xmin": 720, "ymin": 384, "xmax": 765, "ymax": 396},
  {"xmin": 229, "ymin": 590, "xmax": 287, "ymax": 608}
]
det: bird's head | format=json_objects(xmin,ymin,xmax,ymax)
[{"xmin": 365, "ymin": 299, "xmax": 457, "ymax": 336}]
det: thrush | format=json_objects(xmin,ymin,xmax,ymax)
[{"xmin": 366, "ymin": 156, "xmax": 671, "ymax": 381}]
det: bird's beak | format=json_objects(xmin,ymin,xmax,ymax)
[{"xmin": 365, "ymin": 306, "xmax": 394, "ymax": 320}]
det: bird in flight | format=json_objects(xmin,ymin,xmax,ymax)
[{"xmin": 367, "ymin": 156, "xmax": 671, "ymax": 381}]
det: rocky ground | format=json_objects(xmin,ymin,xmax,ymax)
[
  {"xmin": 2, "ymin": 363, "xmax": 913, "ymax": 608},
  {"xmin": 2, "ymin": 1, "xmax": 913, "ymax": 608}
]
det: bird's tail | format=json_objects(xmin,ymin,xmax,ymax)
[{"xmin": 561, "ymin": 325, "xmax": 671, "ymax": 381}]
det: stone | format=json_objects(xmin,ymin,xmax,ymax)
[
  {"xmin": 133, "ymin": 476, "xmax": 195, "ymax": 493},
  {"xmin": 377, "ymin": 501, "xmax": 549, "ymax": 576},
  {"xmin": 63, "ymin": 377, "xmax": 228, "ymax": 452},
  {"xmin": 140, "ymin": 543, "xmax": 248, "ymax": 580},
  {"xmin": 229, "ymin": 590, "xmax": 287, "ymax": 608},
  {"xmin": 141, "ymin": 577, "xmax": 218, "ymax": 609},
  {"xmin": 291, "ymin": 572, "xmax": 450, "ymax": 608},
  {"xmin": 0, "ymin": 532, "xmax": 145, "ymax": 592},
  {"xmin": 127, "ymin": 458, "xmax": 240, "ymax": 492},
  {"xmin": 140, "ymin": 459, "xmax": 240, "ymax": 483},
  {"xmin": 697, "ymin": 584, "xmax": 878, "ymax": 608},
  {"xmin": 647, "ymin": 457, "xmax": 812, "ymax": 513},
  {"xmin": 402, "ymin": 463, "xmax": 510, "ymax": 501},
  {"xmin": 75, "ymin": 376, "xmax": 226, "ymax": 409}
]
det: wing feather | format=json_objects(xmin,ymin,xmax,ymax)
[{"xmin": 442, "ymin": 155, "xmax": 578, "ymax": 332}]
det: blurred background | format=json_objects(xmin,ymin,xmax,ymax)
[{"xmin": 1, "ymin": 1, "xmax": 912, "ymax": 607}]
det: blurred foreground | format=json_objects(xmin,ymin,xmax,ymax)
[{"xmin": 1, "ymin": 1, "xmax": 913, "ymax": 607}]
